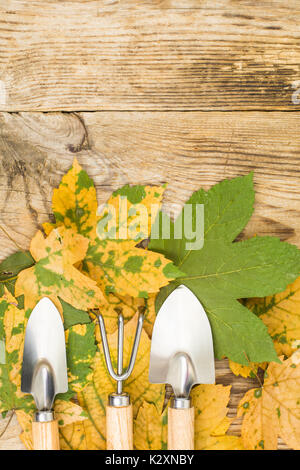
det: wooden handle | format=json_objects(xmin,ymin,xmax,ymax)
[
  {"xmin": 168, "ymin": 406, "xmax": 194, "ymax": 450},
  {"xmin": 32, "ymin": 420, "xmax": 60, "ymax": 450},
  {"xmin": 106, "ymin": 404, "xmax": 133, "ymax": 450}
]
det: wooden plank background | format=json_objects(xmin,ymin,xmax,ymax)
[
  {"xmin": 1, "ymin": 0, "xmax": 300, "ymax": 110},
  {"xmin": 0, "ymin": 0, "xmax": 299, "ymax": 450}
]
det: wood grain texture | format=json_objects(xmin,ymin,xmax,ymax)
[
  {"xmin": 0, "ymin": 110, "xmax": 296, "ymax": 449},
  {"xmin": 168, "ymin": 406, "xmax": 194, "ymax": 450},
  {"xmin": 1, "ymin": 111, "xmax": 299, "ymax": 258},
  {"xmin": 32, "ymin": 420, "xmax": 60, "ymax": 450},
  {"xmin": 106, "ymin": 404, "xmax": 133, "ymax": 450},
  {"xmin": 1, "ymin": 0, "xmax": 300, "ymax": 111}
]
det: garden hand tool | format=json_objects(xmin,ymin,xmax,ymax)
[
  {"xmin": 21, "ymin": 297, "xmax": 68, "ymax": 450},
  {"xmin": 149, "ymin": 284, "xmax": 215, "ymax": 450},
  {"xmin": 98, "ymin": 313, "xmax": 144, "ymax": 450}
]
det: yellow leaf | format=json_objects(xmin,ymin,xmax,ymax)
[
  {"xmin": 59, "ymin": 421, "xmax": 90, "ymax": 450},
  {"xmin": 47, "ymin": 158, "xmax": 165, "ymax": 245},
  {"xmin": 47, "ymin": 158, "xmax": 99, "ymax": 240},
  {"xmin": 229, "ymin": 360, "xmax": 267, "ymax": 378},
  {"xmin": 97, "ymin": 184, "xmax": 165, "ymax": 242},
  {"xmin": 192, "ymin": 384, "xmax": 241, "ymax": 450},
  {"xmin": 203, "ymin": 435, "xmax": 243, "ymax": 450},
  {"xmin": 238, "ymin": 351, "xmax": 300, "ymax": 450},
  {"xmin": 15, "ymin": 226, "xmax": 104, "ymax": 310},
  {"xmin": 134, "ymin": 402, "xmax": 167, "ymax": 450},
  {"xmin": 0, "ymin": 289, "xmax": 34, "ymax": 414},
  {"xmin": 17, "ymin": 410, "xmax": 33, "ymax": 450},
  {"xmin": 134, "ymin": 385, "xmax": 242, "ymax": 451},
  {"xmin": 246, "ymin": 277, "xmax": 300, "ymax": 357}
]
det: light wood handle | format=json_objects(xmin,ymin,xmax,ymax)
[
  {"xmin": 32, "ymin": 420, "xmax": 60, "ymax": 450},
  {"xmin": 168, "ymin": 406, "xmax": 194, "ymax": 450},
  {"xmin": 106, "ymin": 404, "xmax": 133, "ymax": 450}
]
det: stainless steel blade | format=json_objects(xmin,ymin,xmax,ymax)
[
  {"xmin": 21, "ymin": 297, "xmax": 68, "ymax": 410},
  {"xmin": 149, "ymin": 285, "xmax": 215, "ymax": 398}
]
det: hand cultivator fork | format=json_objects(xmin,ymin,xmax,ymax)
[{"xmin": 98, "ymin": 313, "xmax": 144, "ymax": 450}]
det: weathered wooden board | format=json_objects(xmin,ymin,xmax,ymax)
[
  {"xmin": 1, "ymin": 0, "xmax": 300, "ymax": 111},
  {"xmin": 0, "ymin": 110, "xmax": 297, "ymax": 448},
  {"xmin": 1, "ymin": 111, "xmax": 299, "ymax": 259}
]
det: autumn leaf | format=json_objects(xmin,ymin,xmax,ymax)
[
  {"xmin": 134, "ymin": 403, "xmax": 167, "ymax": 450},
  {"xmin": 228, "ymin": 360, "xmax": 267, "ymax": 379},
  {"xmin": 65, "ymin": 323, "xmax": 97, "ymax": 394},
  {"xmin": 149, "ymin": 173, "xmax": 300, "ymax": 365},
  {"xmin": 47, "ymin": 158, "xmax": 182, "ymax": 299},
  {"xmin": 192, "ymin": 384, "xmax": 243, "ymax": 450},
  {"xmin": 238, "ymin": 351, "xmax": 300, "ymax": 450},
  {"xmin": 246, "ymin": 276, "xmax": 300, "ymax": 357},
  {"xmin": 0, "ymin": 251, "xmax": 34, "ymax": 296},
  {"xmin": 134, "ymin": 384, "xmax": 242, "ymax": 450},
  {"xmin": 59, "ymin": 420, "xmax": 92, "ymax": 450},
  {"xmin": 97, "ymin": 184, "xmax": 165, "ymax": 242},
  {"xmin": 60, "ymin": 298, "xmax": 91, "ymax": 330},
  {"xmin": 46, "ymin": 158, "xmax": 165, "ymax": 243},
  {"xmin": 84, "ymin": 238, "xmax": 183, "ymax": 299},
  {"xmin": 15, "ymin": 226, "xmax": 104, "ymax": 311},
  {"xmin": 0, "ymin": 289, "xmax": 33, "ymax": 415},
  {"xmin": 44, "ymin": 158, "xmax": 98, "ymax": 240}
]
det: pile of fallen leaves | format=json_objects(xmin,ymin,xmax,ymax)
[{"xmin": 0, "ymin": 158, "xmax": 299, "ymax": 450}]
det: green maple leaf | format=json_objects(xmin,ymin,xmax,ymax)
[
  {"xmin": 148, "ymin": 173, "xmax": 300, "ymax": 364},
  {"xmin": 59, "ymin": 298, "xmax": 91, "ymax": 330},
  {"xmin": 0, "ymin": 251, "xmax": 34, "ymax": 296}
]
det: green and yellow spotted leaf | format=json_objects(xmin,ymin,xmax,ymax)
[
  {"xmin": 97, "ymin": 183, "xmax": 166, "ymax": 242},
  {"xmin": 246, "ymin": 276, "xmax": 300, "ymax": 357},
  {"xmin": 84, "ymin": 239, "xmax": 183, "ymax": 298},
  {"xmin": 15, "ymin": 226, "xmax": 104, "ymax": 311},
  {"xmin": 192, "ymin": 384, "xmax": 243, "ymax": 450},
  {"xmin": 238, "ymin": 351, "xmax": 300, "ymax": 450},
  {"xmin": 65, "ymin": 323, "xmax": 97, "ymax": 394},
  {"xmin": 0, "ymin": 289, "xmax": 34, "ymax": 414},
  {"xmin": 44, "ymin": 158, "xmax": 98, "ymax": 240},
  {"xmin": 134, "ymin": 402, "xmax": 167, "ymax": 450},
  {"xmin": 0, "ymin": 251, "xmax": 35, "ymax": 296}
]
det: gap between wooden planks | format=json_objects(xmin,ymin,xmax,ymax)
[
  {"xmin": 0, "ymin": 110, "xmax": 298, "ymax": 449},
  {"xmin": 1, "ymin": 0, "xmax": 300, "ymax": 111}
]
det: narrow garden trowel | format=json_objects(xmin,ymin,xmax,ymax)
[
  {"xmin": 21, "ymin": 297, "xmax": 68, "ymax": 450},
  {"xmin": 149, "ymin": 284, "xmax": 215, "ymax": 450}
]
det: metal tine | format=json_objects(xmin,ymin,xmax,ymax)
[
  {"xmin": 117, "ymin": 314, "xmax": 124, "ymax": 394},
  {"xmin": 98, "ymin": 313, "xmax": 144, "ymax": 386}
]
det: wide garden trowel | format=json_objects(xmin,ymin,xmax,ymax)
[
  {"xmin": 149, "ymin": 284, "xmax": 215, "ymax": 450},
  {"xmin": 21, "ymin": 297, "xmax": 68, "ymax": 450}
]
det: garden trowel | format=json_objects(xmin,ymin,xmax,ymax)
[
  {"xmin": 149, "ymin": 284, "xmax": 215, "ymax": 450},
  {"xmin": 21, "ymin": 297, "xmax": 68, "ymax": 450}
]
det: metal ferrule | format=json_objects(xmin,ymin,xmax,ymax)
[
  {"xmin": 170, "ymin": 397, "xmax": 191, "ymax": 409},
  {"xmin": 34, "ymin": 410, "xmax": 54, "ymax": 422},
  {"xmin": 108, "ymin": 392, "xmax": 130, "ymax": 408}
]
